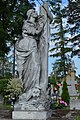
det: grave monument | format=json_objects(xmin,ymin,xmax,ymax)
[
  {"xmin": 12, "ymin": 2, "xmax": 53, "ymax": 120},
  {"xmin": 59, "ymin": 61, "xmax": 78, "ymax": 99}
]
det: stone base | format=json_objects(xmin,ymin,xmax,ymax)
[{"xmin": 12, "ymin": 110, "xmax": 51, "ymax": 120}]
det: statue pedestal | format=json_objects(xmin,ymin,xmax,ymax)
[{"xmin": 12, "ymin": 110, "xmax": 51, "ymax": 120}]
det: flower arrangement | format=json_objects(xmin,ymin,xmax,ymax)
[
  {"xmin": 60, "ymin": 99, "xmax": 67, "ymax": 106},
  {"xmin": 51, "ymin": 98, "xmax": 68, "ymax": 109}
]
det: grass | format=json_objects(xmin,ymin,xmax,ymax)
[
  {"xmin": 62, "ymin": 106, "xmax": 70, "ymax": 110},
  {"xmin": 78, "ymin": 87, "xmax": 80, "ymax": 99},
  {"xmin": 3, "ymin": 104, "xmax": 12, "ymax": 110},
  {"xmin": 78, "ymin": 87, "xmax": 80, "ymax": 93},
  {"xmin": 0, "ymin": 103, "xmax": 12, "ymax": 110},
  {"xmin": 76, "ymin": 116, "xmax": 80, "ymax": 120}
]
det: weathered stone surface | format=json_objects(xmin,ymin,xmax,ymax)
[
  {"xmin": 1, "ymin": 109, "xmax": 80, "ymax": 120},
  {"xmin": 14, "ymin": 2, "xmax": 53, "ymax": 112},
  {"xmin": 12, "ymin": 110, "xmax": 51, "ymax": 120},
  {"xmin": 70, "ymin": 99, "xmax": 80, "ymax": 110}
]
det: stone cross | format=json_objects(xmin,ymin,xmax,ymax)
[{"xmin": 39, "ymin": 3, "xmax": 53, "ymax": 93}]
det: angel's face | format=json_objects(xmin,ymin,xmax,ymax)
[{"xmin": 31, "ymin": 10, "xmax": 38, "ymax": 18}]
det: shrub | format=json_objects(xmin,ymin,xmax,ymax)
[
  {"xmin": 6, "ymin": 78, "xmax": 23, "ymax": 99},
  {"xmin": 76, "ymin": 116, "xmax": 80, "ymax": 120},
  {"xmin": 0, "ymin": 79, "xmax": 9, "ymax": 96},
  {"xmin": 61, "ymin": 80, "xmax": 70, "ymax": 105}
]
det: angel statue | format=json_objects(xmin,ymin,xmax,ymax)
[{"xmin": 15, "ymin": 3, "xmax": 53, "ymax": 111}]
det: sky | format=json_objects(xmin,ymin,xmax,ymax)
[{"xmin": 72, "ymin": 57, "xmax": 80, "ymax": 76}]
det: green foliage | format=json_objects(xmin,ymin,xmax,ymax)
[
  {"xmin": 61, "ymin": 80, "xmax": 70, "ymax": 104},
  {"xmin": 48, "ymin": 75, "xmax": 56, "ymax": 85},
  {"xmin": 76, "ymin": 116, "xmax": 80, "ymax": 120},
  {"xmin": 50, "ymin": 0, "xmax": 72, "ymax": 77},
  {"xmin": 0, "ymin": 0, "xmax": 34, "ymax": 77},
  {"xmin": 78, "ymin": 94, "xmax": 80, "ymax": 99},
  {"xmin": 0, "ymin": 79, "xmax": 9, "ymax": 96},
  {"xmin": 50, "ymin": 0, "xmax": 80, "ymax": 79},
  {"xmin": 6, "ymin": 78, "xmax": 23, "ymax": 98},
  {"xmin": 0, "ymin": 0, "xmax": 34, "ymax": 55},
  {"xmin": 3, "ymin": 104, "xmax": 12, "ymax": 110},
  {"xmin": 48, "ymin": 74, "xmax": 59, "ymax": 90},
  {"xmin": 0, "ymin": 103, "xmax": 12, "ymax": 110},
  {"xmin": 4, "ymin": 72, "xmax": 12, "ymax": 79},
  {"xmin": 66, "ymin": 0, "xmax": 80, "ymax": 57},
  {"xmin": 0, "ymin": 55, "xmax": 13, "ymax": 78},
  {"xmin": 52, "ymin": 57, "xmax": 71, "ymax": 78}
]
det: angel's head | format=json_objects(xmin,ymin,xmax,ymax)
[{"xmin": 27, "ymin": 9, "xmax": 38, "ymax": 20}]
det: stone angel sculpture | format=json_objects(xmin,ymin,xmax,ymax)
[{"xmin": 15, "ymin": 3, "xmax": 53, "ymax": 111}]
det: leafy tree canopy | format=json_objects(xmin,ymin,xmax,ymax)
[{"xmin": 0, "ymin": 0, "xmax": 34, "ymax": 55}]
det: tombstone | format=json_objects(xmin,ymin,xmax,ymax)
[
  {"xmin": 12, "ymin": 3, "xmax": 53, "ymax": 120},
  {"xmin": 59, "ymin": 61, "xmax": 78, "ymax": 100}
]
